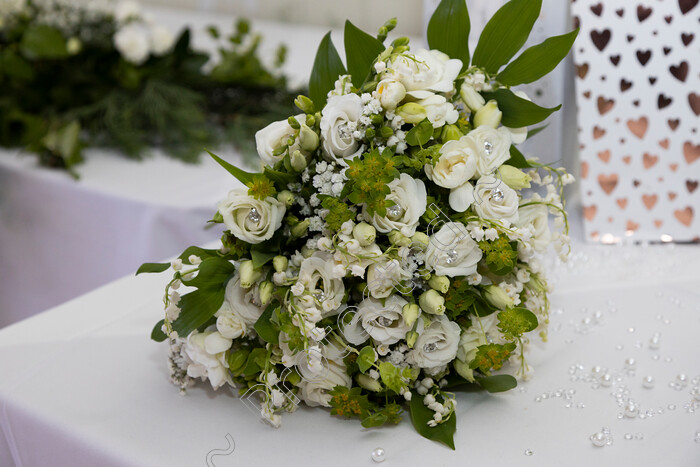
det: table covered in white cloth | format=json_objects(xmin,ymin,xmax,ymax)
[{"xmin": 1, "ymin": 242, "xmax": 698, "ymax": 466}]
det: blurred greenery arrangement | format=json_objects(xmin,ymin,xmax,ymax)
[{"xmin": 0, "ymin": 0, "xmax": 298, "ymax": 175}]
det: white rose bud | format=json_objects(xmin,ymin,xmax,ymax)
[
  {"xmin": 356, "ymin": 373, "xmax": 383, "ymax": 392},
  {"xmin": 460, "ymin": 82, "xmax": 485, "ymax": 111},
  {"xmin": 419, "ymin": 289, "xmax": 446, "ymax": 315},
  {"xmin": 402, "ymin": 303, "xmax": 421, "ymax": 327},
  {"xmin": 238, "ymin": 260, "xmax": 262, "ymax": 288},
  {"xmin": 396, "ymin": 102, "xmax": 427, "ymax": 124},
  {"xmin": 483, "ymin": 285, "xmax": 514, "ymax": 310},
  {"xmin": 388, "ymin": 230, "xmax": 411, "ymax": 247},
  {"xmin": 259, "ymin": 281, "xmax": 274, "ymax": 306},
  {"xmin": 498, "ymin": 165, "xmax": 532, "ymax": 190},
  {"xmin": 376, "ymin": 79, "xmax": 406, "ymax": 110},
  {"xmin": 428, "ymin": 275, "xmax": 450, "ymax": 294},
  {"xmin": 272, "ymin": 255, "xmax": 288, "ymax": 272},
  {"xmin": 298, "ymin": 124, "xmax": 319, "ymax": 152},
  {"xmin": 411, "ymin": 231, "xmax": 430, "ymax": 249},
  {"xmin": 474, "ymin": 100, "xmax": 502, "ymax": 128},
  {"xmin": 290, "ymin": 150, "xmax": 308, "ymax": 171},
  {"xmin": 353, "ymin": 222, "xmax": 376, "ymax": 246},
  {"xmin": 276, "ymin": 190, "xmax": 295, "ymax": 207},
  {"xmin": 406, "ymin": 330, "xmax": 419, "ymax": 348}
]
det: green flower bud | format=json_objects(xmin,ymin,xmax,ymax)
[
  {"xmin": 272, "ymin": 144, "xmax": 288, "ymax": 157},
  {"xmin": 498, "ymin": 165, "xmax": 532, "ymax": 190},
  {"xmin": 474, "ymin": 100, "xmax": 502, "ymax": 128},
  {"xmin": 294, "ymin": 95, "xmax": 315, "ymax": 114},
  {"xmin": 352, "ymin": 222, "xmax": 376, "ymax": 246},
  {"xmin": 402, "ymin": 303, "xmax": 420, "ymax": 327},
  {"xmin": 370, "ymin": 113, "xmax": 384, "ymax": 126},
  {"xmin": 291, "ymin": 219, "xmax": 310, "ymax": 239},
  {"xmin": 355, "ymin": 374, "xmax": 382, "ymax": 392},
  {"xmin": 483, "ymin": 284, "xmax": 514, "ymax": 310},
  {"xmin": 406, "ymin": 330, "xmax": 419, "ymax": 348},
  {"xmin": 285, "ymin": 370, "xmax": 301, "ymax": 386},
  {"xmin": 272, "ymin": 255, "xmax": 288, "ymax": 272},
  {"xmin": 301, "ymin": 245, "xmax": 314, "ymax": 258},
  {"xmin": 290, "ymin": 150, "xmax": 307, "ymax": 171},
  {"xmin": 410, "ymin": 232, "xmax": 430, "ymax": 249},
  {"xmin": 379, "ymin": 126, "xmax": 394, "ymax": 139},
  {"xmin": 305, "ymin": 114, "xmax": 316, "ymax": 127},
  {"xmin": 287, "ymin": 116, "xmax": 301, "ymax": 130},
  {"xmin": 419, "ymin": 289, "xmax": 446, "ymax": 315},
  {"xmin": 460, "ymin": 82, "xmax": 485, "ymax": 111},
  {"xmin": 428, "ymin": 275, "xmax": 450, "ymax": 294},
  {"xmin": 239, "ymin": 260, "xmax": 262, "ymax": 288},
  {"xmin": 259, "ymin": 280, "xmax": 274, "ymax": 306},
  {"xmin": 365, "ymin": 127, "xmax": 376, "ymax": 139},
  {"xmin": 391, "ymin": 36, "xmax": 410, "ymax": 47},
  {"xmin": 440, "ymin": 124, "xmax": 463, "ymax": 142},
  {"xmin": 299, "ymin": 124, "xmax": 319, "ymax": 152},
  {"xmin": 277, "ymin": 190, "xmax": 295, "ymax": 207},
  {"xmin": 388, "ymin": 230, "xmax": 411, "ymax": 247},
  {"xmin": 396, "ymin": 103, "xmax": 427, "ymax": 124},
  {"xmin": 227, "ymin": 348, "xmax": 250, "ymax": 374}
]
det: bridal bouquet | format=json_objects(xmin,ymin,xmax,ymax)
[
  {"xmin": 140, "ymin": 0, "xmax": 576, "ymax": 448},
  {"xmin": 0, "ymin": 0, "xmax": 294, "ymax": 172}
]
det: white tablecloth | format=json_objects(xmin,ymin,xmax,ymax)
[{"xmin": 0, "ymin": 242, "xmax": 698, "ymax": 466}]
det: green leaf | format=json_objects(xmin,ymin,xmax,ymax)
[
  {"xmin": 263, "ymin": 166, "xmax": 296, "ymax": 188},
  {"xmin": 207, "ymin": 150, "xmax": 257, "ymax": 185},
  {"xmin": 481, "ymin": 88, "xmax": 561, "ymax": 127},
  {"xmin": 361, "ymin": 412, "xmax": 388, "ymax": 428},
  {"xmin": 309, "ymin": 32, "xmax": 347, "ymax": 109},
  {"xmin": 344, "ymin": 20, "xmax": 384, "ymax": 88},
  {"xmin": 506, "ymin": 145, "xmax": 532, "ymax": 168},
  {"xmin": 378, "ymin": 361, "xmax": 404, "ymax": 394},
  {"xmin": 2, "ymin": 50, "xmax": 35, "ymax": 80},
  {"xmin": 171, "ymin": 288, "xmax": 226, "ymax": 337},
  {"xmin": 526, "ymin": 124, "xmax": 548, "ymax": 140},
  {"xmin": 151, "ymin": 319, "xmax": 168, "ymax": 342},
  {"xmin": 181, "ymin": 257, "xmax": 235, "ymax": 289},
  {"xmin": 475, "ymin": 374, "xmax": 517, "ymax": 393},
  {"xmin": 427, "ymin": 0, "xmax": 471, "ymax": 69},
  {"xmin": 409, "ymin": 393, "xmax": 456, "ymax": 450},
  {"xmin": 250, "ymin": 249, "xmax": 276, "ymax": 269},
  {"xmin": 497, "ymin": 307, "xmax": 538, "ymax": 340},
  {"xmin": 242, "ymin": 348, "xmax": 268, "ymax": 376},
  {"xmin": 497, "ymin": 29, "xmax": 579, "ymax": 86},
  {"xmin": 472, "ymin": 0, "xmax": 542, "ymax": 74},
  {"xmin": 405, "ymin": 118, "xmax": 434, "ymax": 147},
  {"xmin": 136, "ymin": 262, "xmax": 170, "ymax": 275},
  {"xmin": 254, "ymin": 305, "xmax": 280, "ymax": 344},
  {"xmin": 20, "ymin": 25, "xmax": 68, "ymax": 59},
  {"xmin": 357, "ymin": 346, "xmax": 376, "ymax": 373},
  {"xmin": 178, "ymin": 246, "xmax": 220, "ymax": 265}
]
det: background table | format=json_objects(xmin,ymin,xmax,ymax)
[{"xmin": 0, "ymin": 242, "xmax": 698, "ymax": 466}]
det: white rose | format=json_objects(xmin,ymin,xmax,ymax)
[
  {"xmin": 297, "ymin": 252, "xmax": 345, "ymax": 315},
  {"xmin": 114, "ymin": 0, "xmax": 141, "ymax": 23},
  {"xmin": 215, "ymin": 274, "xmax": 264, "ymax": 339},
  {"xmin": 148, "ymin": 24, "xmax": 174, "ymax": 55},
  {"xmin": 218, "ymin": 188, "xmax": 285, "ymax": 244},
  {"xmin": 298, "ymin": 360, "xmax": 351, "ymax": 407},
  {"xmin": 516, "ymin": 204, "xmax": 551, "ymax": 252},
  {"xmin": 255, "ymin": 115, "xmax": 305, "ymax": 167},
  {"xmin": 320, "ymin": 93, "xmax": 364, "ymax": 163},
  {"xmin": 469, "ymin": 126, "xmax": 512, "ymax": 177},
  {"xmin": 408, "ymin": 315, "xmax": 461, "ymax": 369},
  {"xmin": 182, "ymin": 329, "xmax": 232, "ymax": 390},
  {"xmin": 114, "ymin": 24, "xmax": 150, "ymax": 65},
  {"xmin": 214, "ymin": 301, "xmax": 246, "ymax": 339},
  {"xmin": 425, "ymin": 135, "xmax": 480, "ymax": 212},
  {"xmin": 376, "ymin": 79, "xmax": 406, "ymax": 110},
  {"xmin": 425, "ymin": 222, "xmax": 482, "ymax": 277},
  {"xmin": 454, "ymin": 314, "xmax": 500, "ymax": 381},
  {"xmin": 385, "ymin": 49, "xmax": 462, "ymax": 99},
  {"xmin": 366, "ymin": 258, "xmax": 411, "ymax": 299},
  {"xmin": 418, "ymin": 93, "xmax": 459, "ymax": 128},
  {"xmin": 341, "ymin": 295, "xmax": 411, "ymax": 345},
  {"xmin": 368, "ymin": 173, "xmax": 426, "ymax": 237},
  {"xmin": 473, "ymin": 176, "xmax": 519, "ymax": 226}
]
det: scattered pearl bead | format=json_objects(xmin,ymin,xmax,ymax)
[
  {"xmin": 642, "ymin": 376, "xmax": 655, "ymax": 389},
  {"xmin": 624, "ymin": 402, "xmax": 639, "ymax": 418},
  {"xmin": 524, "ymin": 449, "xmax": 534, "ymax": 456},
  {"xmin": 625, "ymin": 358, "xmax": 636, "ymax": 369},
  {"xmin": 371, "ymin": 447, "xmax": 385, "ymax": 463},
  {"xmin": 600, "ymin": 374, "xmax": 613, "ymax": 387},
  {"xmin": 624, "ymin": 433, "xmax": 633, "ymax": 440}
]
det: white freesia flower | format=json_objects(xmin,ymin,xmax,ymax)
[
  {"xmin": 148, "ymin": 24, "xmax": 174, "ymax": 55},
  {"xmin": 182, "ymin": 329, "xmax": 232, "ymax": 390},
  {"xmin": 516, "ymin": 204, "xmax": 551, "ymax": 252},
  {"xmin": 418, "ymin": 93, "xmax": 459, "ymax": 128},
  {"xmin": 214, "ymin": 274, "xmax": 265, "ymax": 338},
  {"xmin": 460, "ymin": 82, "xmax": 485, "ymax": 111},
  {"xmin": 469, "ymin": 126, "xmax": 512, "ymax": 177},
  {"xmin": 473, "ymin": 176, "xmax": 519, "ymax": 226},
  {"xmin": 342, "ymin": 295, "xmax": 411, "ymax": 345},
  {"xmin": 255, "ymin": 115, "xmax": 305, "ymax": 167},
  {"xmin": 408, "ymin": 315, "xmax": 461, "ymax": 369},
  {"xmin": 366, "ymin": 258, "xmax": 411, "ymax": 299},
  {"xmin": 376, "ymin": 79, "xmax": 406, "ymax": 110},
  {"xmin": 218, "ymin": 188, "xmax": 285, "ymax": 244},
  {"xmin": 114, "ymin": 24, "xmax": 150, "ymax": 65},
  {"xmin": 425, "ymin": 222, "xmax": 482, "ymax": 277},
  {"xmin": 425, "ymin": 135, "xmax": 481, "ymax": 212},
  {"xmin": 368, "ymin": 173, "xmax": 427, "ymax": 237},
  {"xmin": 385, "ymin": 49, "xmax": 462, "ymax": 99},
  {"xmin": 298, "ymin": 360, "xmax": 352, "ymax": 407},
  {"xmin": 297, "ymin": 252, "xmax": 345, "ymax": 315},
  {"xmin": 320, "ymin": 93, "xmax": 364, "ymax": 163}
]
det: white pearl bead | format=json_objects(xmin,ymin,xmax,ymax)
[
  {"xmin": 590, "ymin": 432, "xmax": 607, "ymax": 447},
  {"xmin": 624, "ymin": 403, "xmax": 639, "ymax": 418},
  {"xmin": 371, "ymin": 447, "xmax": 386, "ymax": 463},
  {"xmin": 642, "ymin": 376, "xmax": 655, "ymax": 389}
]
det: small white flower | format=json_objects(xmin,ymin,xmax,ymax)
[
  {"xmin": 291, "ymin": 282, "xmax": 305, "ymax": 296},
  {"xmin": 171, "ymin": 258, "xmax": 183, "ymax": 271},
  {"xmin": 114, "ymin": 24, "xmax": 150, "ymax": 65}
]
